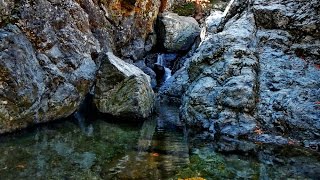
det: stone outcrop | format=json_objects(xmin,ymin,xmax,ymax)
[
  {"xmin": 253, "ymin": 0, "xmax": 320, "ymax": 141},
  {"xmin": 101, "ymin": 0, "xmax": 161, "ymax": 60},
  {"xmin": 94, "ymin": 52, "xmax": 155, "ymax": 119},
  {"xmin": 0, "ymin": 0, "xmax": 161, "ymax": 133},
  {"xmin": 157, "ymin": 12, "xmax": 200, "ymax": 52},
  {"xmin": 162, "ymin": 0, "xmax": 320, "ymax": 149},
  {"xmin": 181, "ymin": 10, "xmax": 258, "ymax": 138},
  {"xmin": 0, "ymin": 0, "xmax": 100, "ymax": 133}
]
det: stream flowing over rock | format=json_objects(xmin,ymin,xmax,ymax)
[
  {"xmin": 0, "ymin": 0, "xmax": 161, "ymax": 133},
  {"xmin": 162, "ymin": 0, "xmax": 320, "ymax": 150},
  {"xmin": 94, "ymin": 52, "xmax": 155, "ymax": 119}
]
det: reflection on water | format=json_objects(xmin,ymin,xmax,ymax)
[
  {"xmin": 0, "ymin": 104, "xmax": 190, "ymax": 179},
  {"xmin": 0, "ymin": 103, "xmax": 320, "ymax": 179},
  {"xmin": 106, "ymin": 104, "xmax": 190, "ymax": 179}
]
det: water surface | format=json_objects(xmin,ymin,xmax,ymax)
[{"xmin": 0, "ymin": 103, "xmax": 319, "ymax": 179}]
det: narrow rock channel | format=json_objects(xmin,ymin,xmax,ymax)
[{"xmin": 0, "ymin": 0, "xmax": 320, "ymax": 179}]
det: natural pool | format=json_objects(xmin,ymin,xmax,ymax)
[{"xmin": 0, "ymin": 103, "xmax": 319, "ymax": 179}]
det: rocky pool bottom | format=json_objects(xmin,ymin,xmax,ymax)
[{"xmin": 0, "ymin": 103, "xmax": 319, "ymax": 179}]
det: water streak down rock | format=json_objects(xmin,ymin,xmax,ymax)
[{"xmin": 94, "ymin": 52, "xmax": 155, "ymax": 119}]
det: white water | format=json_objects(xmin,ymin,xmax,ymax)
[{"xmin": 156, "ymin": 54, "xmax": 172, "ymax": 82}]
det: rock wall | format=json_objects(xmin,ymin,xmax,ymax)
[
  {"xmin": 162, "ymin": 0, "xmax": 320, "ymax": 150},
  {"xmin": 0, "ymin": 0, "xmax": 161, "ymax": 133}
]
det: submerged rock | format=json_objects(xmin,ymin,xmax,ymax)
[
  {"xmin": 157, "ymin": 12, "xmax": 200, "ymax": 52},
  {"xmin": 94, "ymin": 52, "xmax": 155, "ymax": 119}
]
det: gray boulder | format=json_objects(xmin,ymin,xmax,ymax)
[
  {"xmin": 94, "ymin": 52, "xmax": 155, "ymax": 119},
  {"xmin": 0, "ymin": 0, "xmax": 100, "ymax": 133},
  {"xmin": 157, "ymin": 12, "xmax": 200, "ymax": 52},
  {"xmin": 0, "ymin": 1, "xmax": 99, "ymax": 133}
]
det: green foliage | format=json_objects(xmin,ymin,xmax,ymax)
[{"xmin": 172, "ymin": 2, "xmax": 196, "ymax": 16}]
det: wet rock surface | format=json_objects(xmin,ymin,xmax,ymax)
[
  {"xmin": 163, "ymin": 0, "xmax": 320, "ymax": 150},
  {"xmin": 94, "ymin": 52, "xmax": 155, "ymax": 119}
]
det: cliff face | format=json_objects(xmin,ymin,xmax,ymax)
[
  {"xmin": 161, "ymin": 0, "xmax": 320, "ymax": 150},
  {"xmin": 0, "ymin": 0, "xmax": 161, "ymax": 133}
]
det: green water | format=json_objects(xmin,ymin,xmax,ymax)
[{"xmin": 0, "ymin": 104, "xmax": 319, "ymax": 179}]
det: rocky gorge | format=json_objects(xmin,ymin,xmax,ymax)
[{"xmin": 0, "ymin": 0, "xmax": 320, "ymax": 179}]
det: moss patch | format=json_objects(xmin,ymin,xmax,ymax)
[{"xmin": 172, "ymin": 2, "xmax": 196, "ymax": 16}]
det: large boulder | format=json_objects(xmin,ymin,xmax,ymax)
[
  {"xmin": 157, "ymin": 12, "xmax": 200, "ymax": 52},
  {"xmin": 252, "ymin": 0, "xmax": 320, "ymax": 140},
  {"xmin": 94, "ymin": 52, "xmax": 155, "ymax": 119},
  {"xmin": 0, "ymin": 0, "xmax": 100, "ymax": 133}
]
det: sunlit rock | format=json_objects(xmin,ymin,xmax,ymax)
[{"xmin": 157, "ymin": 12, "xmax": 200, "ymax": 52}]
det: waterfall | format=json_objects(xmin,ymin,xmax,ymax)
[
  {"xmin": 156, "ymin": 53, "xmax": 164, "ymax": 66},
  {"xmin": 156, "ymin": 53, "xmax": 172, "ymax": 82},
  {"xmin": 164, "ymin": 68, "xmax": 172, "ymax": 81}
]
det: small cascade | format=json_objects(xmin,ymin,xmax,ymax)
[
  {"xmin": 164, "ymin": 67, "xmax": 172, "ymax": 81},
  {"xmin": 156, "ymin": 53, "xmax": 172, "ymax": 82},
  {"xmin": 156, "ymin": 53, "xmax": 164, "ymax": 66}
]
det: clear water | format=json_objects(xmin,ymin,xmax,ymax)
[{"xmin": 0, "ymin": 103, "xmax": 319, "ymax": 179}]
